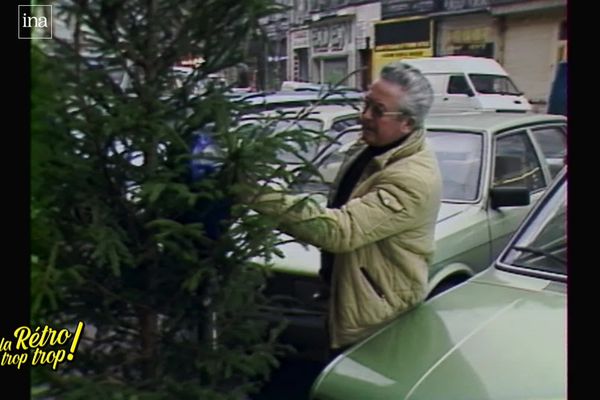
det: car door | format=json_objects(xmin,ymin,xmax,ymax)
[
  {"xmin": 424, "ymin": 74, "xmax": 451, "ymax": 112},
  {"xmin": 442, "ymin": 74, "xmax": 479, "ymax": 112},
  {"xmin": 488, "ymin": 129, "xmax": 549, "ymax": 258},
  {"xmin": 530, "ymin": 125, "xmax": 567, "ymax": 178}
]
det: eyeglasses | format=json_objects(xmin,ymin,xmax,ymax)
[{"xmin": 363, "ymin": 99, "xmax": 411, "ymax": 119}]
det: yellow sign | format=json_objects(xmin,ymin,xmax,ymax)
[
  {"xmin": 448, "ymin": 27, "xmax": 490, "ymax": 45},
  {"xmin": 372, "ymin": 48, "xmax": 434, "ymax": 82},
  {"xmin": 372, "ymin": 16, "xmax": 434, "ymax": 82},
  {"xmin": 375, "ymin": 41, "xmax": 431, "ymax": 51},
  {"xmin": 0, "ymin": 322, "xmax": 85, "ymax": 370}
]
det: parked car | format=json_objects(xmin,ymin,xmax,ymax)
[
  {"xmin": 309, "ymin": 167, "xmax": 567, "ymax": 400},
  {"xmin": 280, "ymin": 81, "xmax": 361, "ymax": 94},
  {"xmin": 259, "ymin": 112, "xmax": 567, "ymax": 359},
  {"xmin": 237, "ymin": 105, "xmax": 361, "ymax": 189},
  {"xmin": 403, "ymin": 56, "xmax": 532, "ymax": 113},
  {"xmin": 234, "ymin": 90, "xmax": 364, "ymax": 114}
]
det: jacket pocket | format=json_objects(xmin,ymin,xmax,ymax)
[{"xmin": 359, "ymin": 267, "xmax": 389, "ymax": 304}]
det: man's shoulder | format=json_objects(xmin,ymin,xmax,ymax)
[
  {"xmin": 381, "ymin": 152, "xmax": 442, "ymax": 191},
  {"xmin": 387, "ymin": 148, "xmax": 439, "ymax": 175}
]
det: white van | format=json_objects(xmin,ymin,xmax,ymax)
[{"xmin": 403, "ymin": 56, "xmax": 532, "ymax": 113}]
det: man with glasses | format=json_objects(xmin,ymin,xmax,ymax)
[{"xmin": 247, "ymin": 61, "xmax": 442, "ymax": 355}]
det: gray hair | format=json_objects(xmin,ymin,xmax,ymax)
[{"xmin": 380, "ymin": 61, "xmax": 434, "ymax": 127}]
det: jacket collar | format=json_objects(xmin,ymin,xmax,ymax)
[{"xmin": 371, "ymin": 128, "xmax": 426, "ymax": 170}]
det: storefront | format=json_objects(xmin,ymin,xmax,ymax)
[
  {"xmin": 305, "ymin": 2, "xmax": 380, "ymax": 89},
  {"xmin": 491, "ymin": 0, "xmax": 567, "ymax": 106},
  {"xmin": 289, "ymin": 28, "xmax": 310, "ymax": 82},
  {"xmin": 433, "ymin": 0, "xmax": 497, "ymax": 58},
  {"xmin": 436, "ymin": 14, "xmax": 497, "ymax": 57},
  {"xmin": 372, "ymin": 16, "xmax": 434, "ymax": 81},
  {"xmin": 310, "ymin": 18, "xmax": 355, "ymax": 86}
]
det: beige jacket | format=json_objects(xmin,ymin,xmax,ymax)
[{"xmin": 252, "ymin": 128, "xmax": 442, "ymax": 348}]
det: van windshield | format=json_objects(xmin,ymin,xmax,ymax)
[{"xmin": 469, "ymin": 74, "xmax": 521, "ymax": 96}]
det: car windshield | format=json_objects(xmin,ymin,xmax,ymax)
[
  {"xmin": 500, "ymin": 176, "xmax": 566, "ymax": 277},
  {"xmin": 469, "ymin": 74, "xmax": 522, "ymax": 95},
  {"xmin": 426, "ymin": 131, "xmax": 483, "ymax": 201}
]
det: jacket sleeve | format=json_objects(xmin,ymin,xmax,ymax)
[{"xmin": 250, "ymin": 173, "xmax": 433, "ymax": 253}]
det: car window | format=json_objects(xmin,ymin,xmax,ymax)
[
  {"xmin": 469, "ymin": 74, "xmax": 522, "ymax": 95},
  {"xmin": 494, "ymin": 132, "xmax": 546, "ymax": 192},
  {"xmin": 427, "ymin": 131, "xmax": 483, "ymax": 201},
  {"xmin": 531, "ymin": 126, "xmax": 567, "ymax": 178},
  {"xmin": 500, "ymin": 177, "xmax": 566, "ymax": 276},
  {"xmin": 447, "ymin": 75, "xmax": 471, "ymax": 95}
]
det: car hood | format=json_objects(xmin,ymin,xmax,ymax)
[
  {"xmin": 311, "ymin": 268, "xmax": 566, "ymax": 400},
  {"xmin": 266, "ymin": 202, "xmax": 472, "ymax": 277}
]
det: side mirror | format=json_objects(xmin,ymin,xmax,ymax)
[
  {"xmin": 490, "ymin": 187, "xmax": 530, "ymax": 209},
  {"xmin": 466, "ymin": 88, "xmax": 475, "ymax": 97}
]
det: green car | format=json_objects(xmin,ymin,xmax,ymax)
[
  {"xmin": 261, "ymin": 112, "xmax": 567, "ymax": 358},
  {"xmin": 310, "ymin": 168, "xmax": 567, "ymax": 400}
]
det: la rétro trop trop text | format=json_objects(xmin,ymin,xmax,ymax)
[{"xmin": 1, "ymin": 321, "xmax": 85, "ymax": 370}]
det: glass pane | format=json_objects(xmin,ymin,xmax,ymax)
[
  {"xmin": 427, "ymin": 131, "xmax": 483, "ymax": 201},
  {"xmin": 469, "ymin": 74, "xmax": 521, "ymax": 95},
  {"xmin": 532, "ymin": 127, "xmax": 566, "ymax": 178},
  {"xmin": 501, "ymin": 179, "xmax": 566, "ymax": 276},
  {"xmin": 448, "ymin": 75, "xmax": 471, "ymax": 95},
  {"xmin": 494, "ymin": 132, "xmax": 546, "ymax": 192},
  {"xmin": 323, "ymin": 58, "xmax": 349, "ymax": 86}
]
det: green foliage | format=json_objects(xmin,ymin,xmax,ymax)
[{"xmin": 30, "ymin": 1, "xmax": 330, "ymax": 398}]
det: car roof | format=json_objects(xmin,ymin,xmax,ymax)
[
  {"xmin": 425, "ymin": 112, "xmax": 566, "ymax": 133},
  {"xmin": 261, "ymin": 104, "xmax": 360, "ymax": 116},
  {"xmin": 239, "ymin": 91, "xmax": 364, "ymax": 105},
  {"xmin": 338, "ymin": 112, "xmax": 567, "ymax": 135},
  {"xmin": 241, "ymin": 104, "xmax": 360, "ymax": 124},
  {"xmin": 403, "ymin": 56, "xmax": 507, "ymax": 75}
]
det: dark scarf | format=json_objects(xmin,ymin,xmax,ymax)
[{"xmin": 330, "ymin": 135, "xmax": 408, "ymax": 209}]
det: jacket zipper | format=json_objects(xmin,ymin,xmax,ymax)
[{"xmin": 360, "ymin": 267, "xmax": 386, "ymax": 300}]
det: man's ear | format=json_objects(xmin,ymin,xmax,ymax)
[{"xmin": 400, "ymin": 117, "xmax": 415, "ymax": 134}]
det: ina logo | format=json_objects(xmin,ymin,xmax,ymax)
[{"xmin": 18, "ymin": 5, "xmax": 52, "ymax": 39}]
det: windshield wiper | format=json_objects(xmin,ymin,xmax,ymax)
[{"xmin": 512, "ymin": 246, "xmax": 566, "ymax": 265}]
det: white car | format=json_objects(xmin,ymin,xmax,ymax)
[
  {"xmin": 404, "ymin": 56, "xmax": 532, "ymax": 113},
  {"xmin": 238, "ymin": 105, "xmax": 361, "ymax": 181}
]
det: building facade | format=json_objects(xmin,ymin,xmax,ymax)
[
  {"xmin": 287, "ymin": 0, "xmax": 381, "ymax": 90},
  {"xmin": 491, "ymin": 0, "xmax": 567, "ymax": 109},
  {"xmin": 280, "ymin": 0, "xmax": 567, "ymax": 106},
  {"xmin": 376, "ymin": 0, "xmax": 566, "ymax": 110}
]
